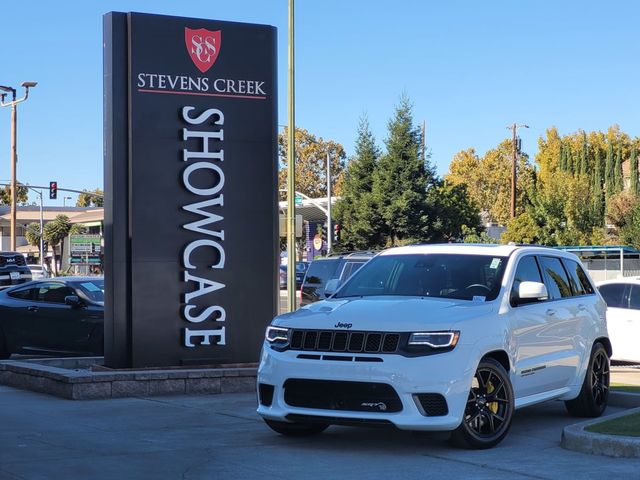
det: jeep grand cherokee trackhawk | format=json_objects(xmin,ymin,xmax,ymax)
[{"xmin": 257, "ymin": 244, "xmax": 611, "ymax": 449}]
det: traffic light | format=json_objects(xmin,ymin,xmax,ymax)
[
  {"xmin": 333, "ymin": 223, "xmax": 340, "ymax": 242},
  {"xmin": 49, "ymin": 181, "xmax": 57, "ymax": 200}
]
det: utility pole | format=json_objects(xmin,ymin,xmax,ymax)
[
  {"xmin": 0, "ymin": 82, "xmax": 37, "ymax": 251},
  {"xmin": 507, "ymin": 123, "xmax": 529, "ymax": 218}
]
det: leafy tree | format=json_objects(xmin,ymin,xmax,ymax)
[
  {"xmin": 334, "ymin": 116, "xmax": 383, "ymax": 249},
  {"xmin": 76, "ymin": 189, "xmax": 104, "ymax": 207},
  {"xmin": 0, "ymin": 185, "xmax": 28, "ymax": 205},
  {"xmin": 580, "ymin": 131, "xmax": 589, "ymax": 175},
  {"xmin": 446, "ymin": 141, "xmax": 535, "ymax": 225},
  {"xmin": 605, "ymin": 142, "xmax": 615, "ymax": 199},
  {"xmin": 621, "ymin": 203, "xmax": 640, "ymax": 249},
  {"xmin": 427, "ymin": 181, "xmax": 482, "ymax": 242},
  {"xmin": 631, "ymin": 146, "xmax": 639, "ymax": 196},
  {"xmin": 371, "ymin": 95, "xmax": 435, "ymax": 246},
  {"xmin": 606, "ymin": 191, "xmax": 638, "ymax": 230},
  {"xmin": 43, "ymin": 215, "xmax": 72, "ymax": 275},
  {"xmin": 278, "ymin": 127, "xmax": 346, "ymax": 199}
]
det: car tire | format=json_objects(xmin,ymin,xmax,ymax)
[
  {"xmin": 564, "ymin": 342, "xmax": 609, "ymax": 418},
  {"xmin": 450, "ymin": 357, "xmax": 514, "ymax": 449},
  {"xmin": 263, "ymin": 418, "xmax": 329, "ymax": 437},
  {"xmin": 0, "ymin": 328, "xmax": 9, "ymax": 360}
]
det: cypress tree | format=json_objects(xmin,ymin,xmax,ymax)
[
  {"xmin": 565, "ymin": 144, "xmax": 573, "ymax": 175},
  {"xmin": 605, "ymin": 143, "xmax": 615, "ymax": 200},
  {"xmin": 592, "ymin": 149, "xmax": 605, "ymax": 226},
  {"xmin": 558, "ymin": 143, "xmax": 565, "ymax": 171},
  {"xmin": 614, "ymin": 145, "xmax": 624, "ymax": 193},
  {"xmin": 580, "ymin": 132, "xmax": 589, "ymax": 175},
  {"xmin": 631, "ymin": 146, "xmax": 639, "ymax": 196}
]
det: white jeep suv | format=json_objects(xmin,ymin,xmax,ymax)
[{"xmin": 257, "ymin": 244, "xmax": 610, "ymax": 448}]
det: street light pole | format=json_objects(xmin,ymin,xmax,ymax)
[
  {"xmin": 286, "ymin": 0, "xmax": 297, "ymax": 312},
  {"xmin": 0, "ymin": 82, "xmax": 37, "ymax": 251},
  {"xmin": 326, "ymin": 151, "xmax": 332, "ymax": 255},
  {"xmin": 507, "ymin": 123, "xmax": 529, "ymax": 218}
]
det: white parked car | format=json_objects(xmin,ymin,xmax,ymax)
[
  {"xmin": 597, "ymin": 277, "xmax": 640, "ymax": 364},
  {"xmin": 257, "ymin": 244, "xmax": 611, "ymax": 449}
]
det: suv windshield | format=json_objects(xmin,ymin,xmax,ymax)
[{"xmin": 334, "ymin": 253, "xmax": 507, "ymax": 301}]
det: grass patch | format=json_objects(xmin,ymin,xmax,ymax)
[
  {"xmin": 586, "ymin": 412, "xmax": 640, "ymax": 437},
  {"xmin": 611, "ymin": 383, "xmax": 640, "ymax": 394}
]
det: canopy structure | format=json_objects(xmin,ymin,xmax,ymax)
[{"xmin": 557, "ymin": 245, "xmax": 640, "ymax": 281}]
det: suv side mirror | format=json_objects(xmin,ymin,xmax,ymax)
[
  {"xmin": 324, "ymin": 279, "xmax": 342, "ymax": 297},
  {"xmin": 518, "ymin": 281, "xmax": 548, "ymax": 302},
  {"xmin": 65, "ymin": 295, "xmax": 82, "ymax": 307}
]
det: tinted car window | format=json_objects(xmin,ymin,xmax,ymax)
[
  {"xmin": 304, "ymin": 259, "xmax": 340, "ymax": 287},
  {"xmin": 575, "ymin": 263, "xmax": 595, "ymax": 294},
  {"xmin": 340, "ymin": 261, "xmax": 366, "ymax": 282},
  {"xmin": 7, "ymin": 287, "xmax": 34, "ymax": 300},
  {"xmin": 629, "ymin": 285, "xmax": 640, "ymax": 310},
  {"xmin": 599, "ymin": 283, "xmax": 628, "ymax": 309},
  {"xmin": 562, "ymin": 259, "xmax": 586, "ymax": 296},
  {"xmin": 35, "ymin": 283, "xmax": 75, "ymax": 304},
  {"xmin": 539, "ymin": 256, "xmax": 572, "ymax": 299},
  {"xmin": 335, "ymin": 254, "xmax": 507, "ymax": 301},
  {"xmin": 70, "ymin": 280, "xmax": 105, "ymax": 303},
  {"xmin": 510, "ymin": 256, "xmax": 543, "ymax": 306}
]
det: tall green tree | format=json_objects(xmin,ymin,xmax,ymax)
[
  {"xmin": 371, "ymin": 95, "xmax": 435, "ymax": 246},
  {"xmin": 580, "ymin": 132, "xmax": 588, "ymax": 175},
  {"xmin": 25, "ymin": 222, "xmax": 44, "ymax": 260},
  {"xmin": 43, "ymin": 215, "xmax": 72, "ymax": 275},
  {"xmin": 630, "ymin": 146, "xmax": 639, "ymax": 195},
  {"xmin": 334, "ymin": 116, "xmax": 383, "ymax": 249},
  {"xmin": 0, "ymin": 185, "xmax": 28, "ymax": 205}
]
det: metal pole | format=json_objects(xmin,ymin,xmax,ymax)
[
  {"xmin": 39, "ymin": 190, "xmax": 44, "ymax": 269},
  {"xmin": 286, "ymin": 0, "xmax": 297, "ymax": 312},
  {"xmin": 510, "ymin": 123, "xmax": 516, "ymax": 219},
  {"xmin": 326, "ymin": 151, "xmax": 332, "ymax": 255},
  {"xmin": 10, "ymin": 102, "xmax": 17, "ymax": 250}
]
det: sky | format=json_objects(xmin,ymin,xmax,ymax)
[{"xmin": 0, "ymin": 0, "xmax": 639, "ymax": 205}]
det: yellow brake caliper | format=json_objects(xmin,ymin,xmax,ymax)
[{"xmin": 486, "ymin": 381, "xmax": 499, "ymax": 414}]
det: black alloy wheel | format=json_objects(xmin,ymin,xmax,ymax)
[
  {"xmin": 565, "ymin": 342, "xmax": 609, "ymax": 417},
  {"xmin": 451, "ymin": 357, "xmax": 514, "ymax": 449}
]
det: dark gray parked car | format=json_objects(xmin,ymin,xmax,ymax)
[
  {"xmin": 0, "ymin": 251, "xmax": 32, "ymax": 287},
  {"xmin": 0, "ymin": 277, "xmax": 104, "ymax": 358}
]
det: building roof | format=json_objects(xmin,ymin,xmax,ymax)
[{"xmin": 0, "ymin": 206, "xmax": 103, "ymax": 225}]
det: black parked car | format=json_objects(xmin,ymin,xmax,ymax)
[
  {"xmin": 0, "ymin": 251, "xmax": 32, "ymax": 287},
  {"xmin": 300, "ymin": 252, "xmax": 375, "ymax": 305},
  {"xmin": 0, "ymin": 277, "xmax": 104, "ymax": 359}
]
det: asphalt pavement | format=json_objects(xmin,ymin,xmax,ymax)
[{"xmin": 0, "ymin": 384, "xmax": 637, "ymax": 480}]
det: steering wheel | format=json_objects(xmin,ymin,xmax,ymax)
[{"xmin": 465, "ymin": 284, "xmax": 491, "ymax": 293}]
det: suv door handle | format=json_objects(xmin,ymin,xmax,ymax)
[
  {"xmin": 546, "ymin": 308, "xmax": 556, "ymax": 316},
  {"xmin": 27, "ymin": 306, "xmax": 39, "ymax": 312}
]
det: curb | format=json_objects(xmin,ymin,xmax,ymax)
[{"xmin": 561, "ymin": 402, "xmax": 640, "ymax": 458}]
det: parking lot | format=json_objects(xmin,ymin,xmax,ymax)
[{"xmin": 0, "ymin": 384, "xmax": 637, "ymax": 480}]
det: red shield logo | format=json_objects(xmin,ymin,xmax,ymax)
[{"xmin": 185, "ymin": 28, "xmax": 221, "ymax": 73}]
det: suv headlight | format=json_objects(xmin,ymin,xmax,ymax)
[
  {"xmin": 408, "ymin": 331, "xmax": 460, "ymax": 349},
  {"xmin": 265, "ymin": 325, "xmax": 290, "ymax": 344}
]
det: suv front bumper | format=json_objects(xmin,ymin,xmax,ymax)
[{"xmin": 256, "ymin": 342, "xmax": 477, "ymax": 431}]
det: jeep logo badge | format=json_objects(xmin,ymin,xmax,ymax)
[{"xmin": 334, "ymin": 322, "xmax": 353, "ymax": 329}]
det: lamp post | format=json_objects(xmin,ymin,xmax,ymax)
[
  {"xmin": 63, "ymin": 196, "xmax": 72, "ymax": 207},
  {"xmin": 0, "ymin": 81, "xmax": 37, "ymax": 250}
]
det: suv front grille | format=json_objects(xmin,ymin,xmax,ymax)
[
  {"xmin": 284, "ymin": 379, "xmax": 403, "ymax": 413},
  {"xmin": 289, "ymin": 329, "xmax": 401, "ymax": 354}
]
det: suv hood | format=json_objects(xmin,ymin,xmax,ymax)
[{"xmin": 274, "ymin": 296, "xmax": 495, "ymax": 332}]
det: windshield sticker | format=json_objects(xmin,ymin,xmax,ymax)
[
  {"xmin": 489, "ymin": 258, "xmax": 501, "ymax": 269},
  {"xmin": 81, "ymin": 282, "xmax": 102, "ymax": 292},
  {"xmin": 472, "ymin": 295, "xmax": 486, "ymax": 302}
]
